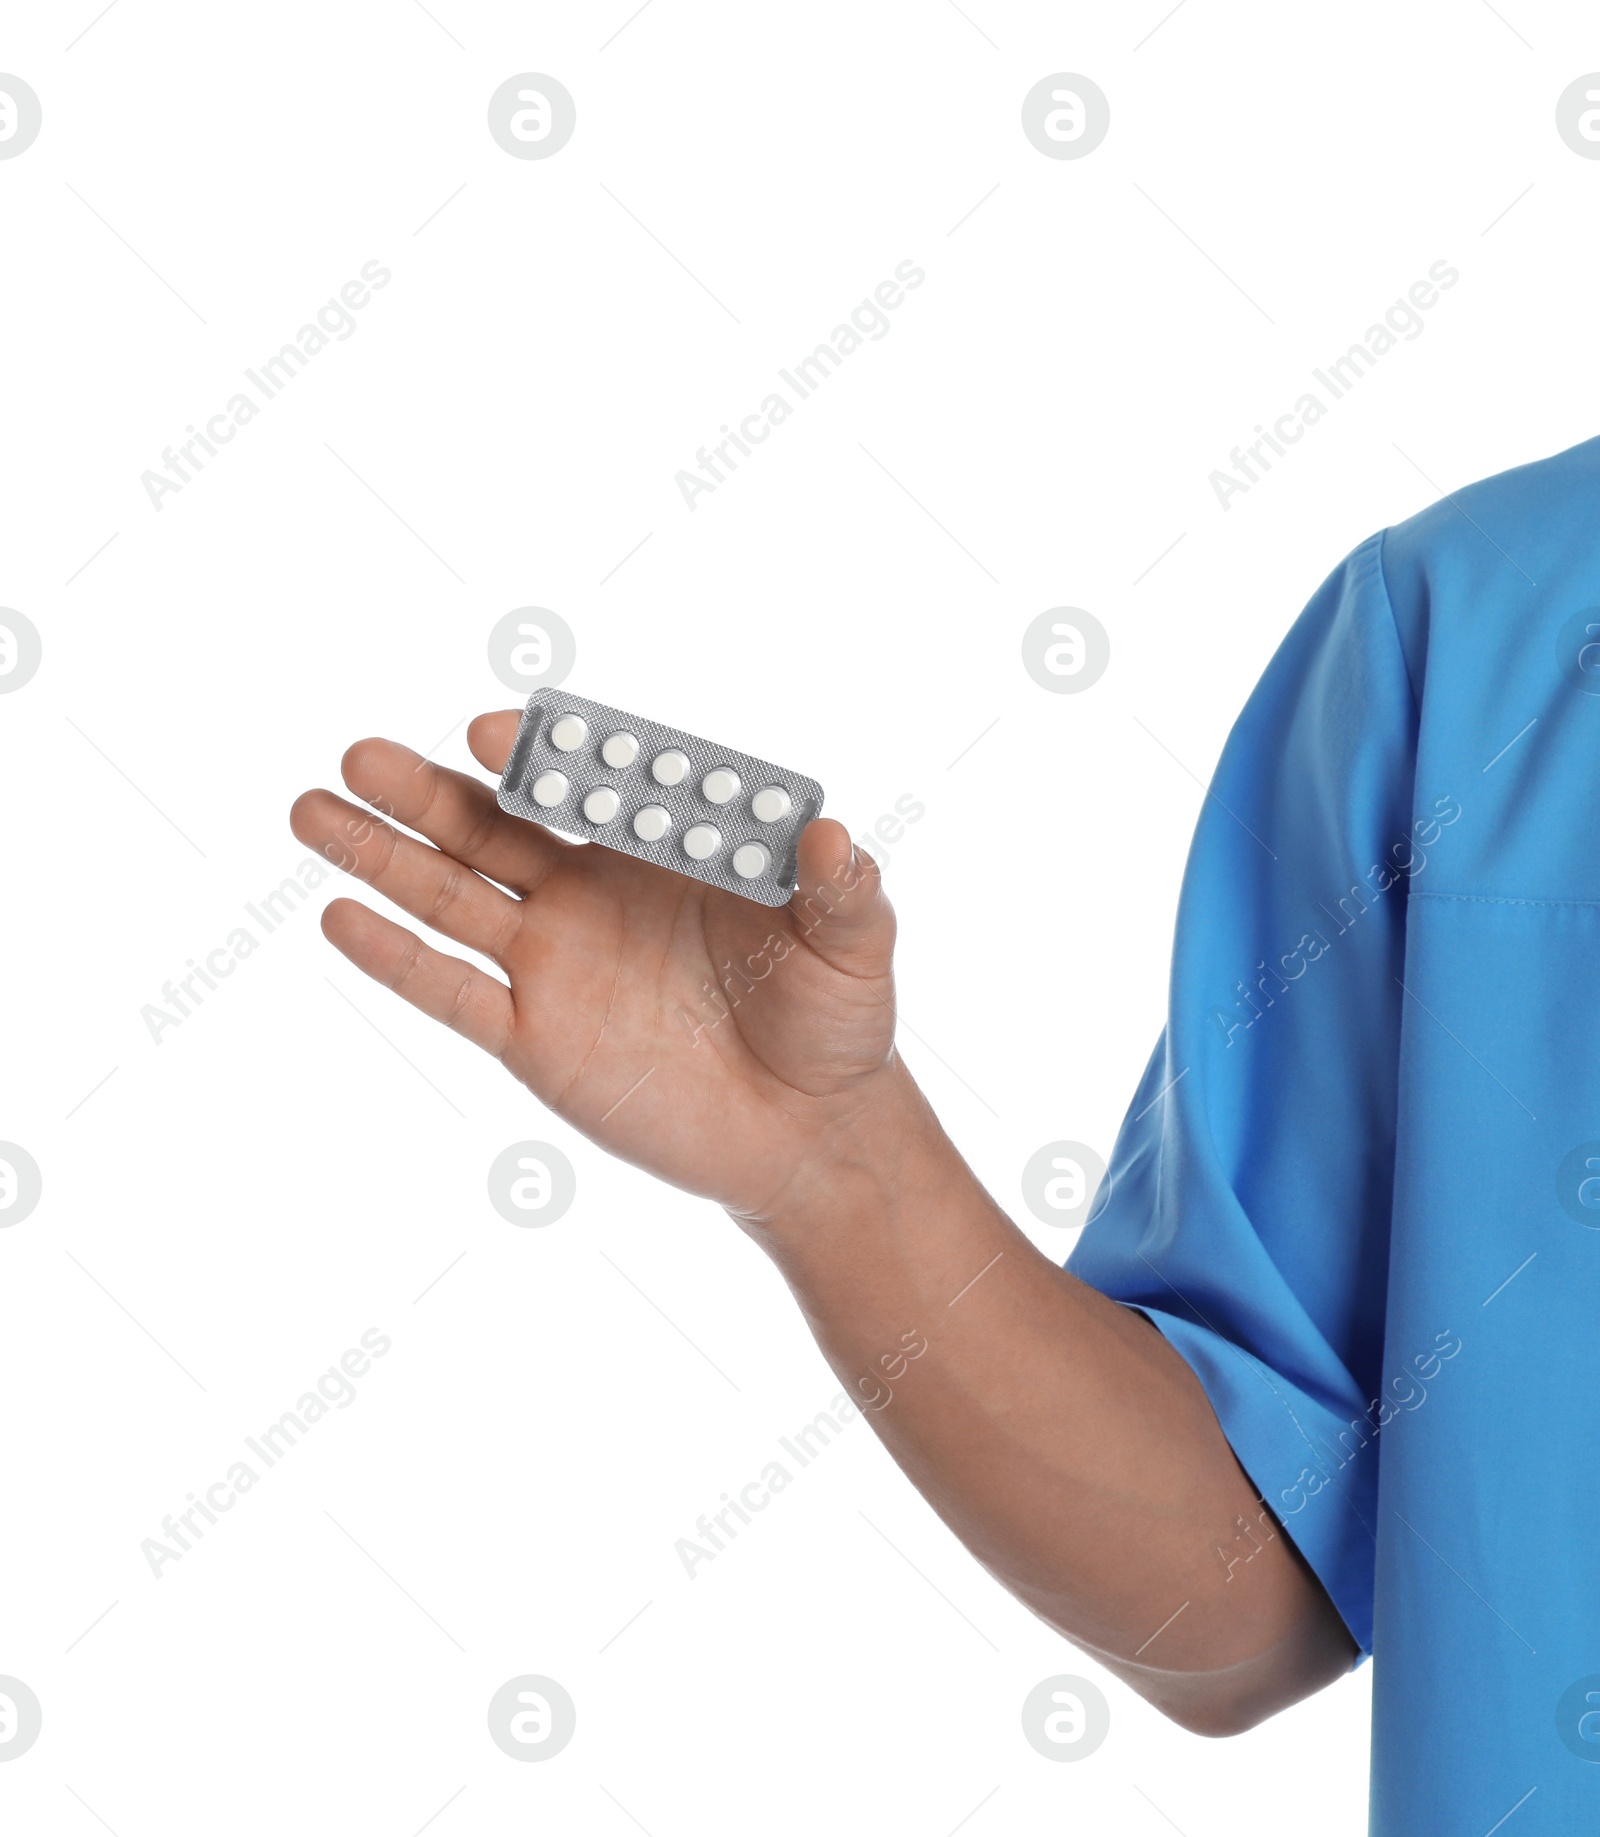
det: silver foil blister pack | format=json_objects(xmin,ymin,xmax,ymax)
[{"xmin": 497, "ymin": 689, "xmax": 824, "ymax": 908}]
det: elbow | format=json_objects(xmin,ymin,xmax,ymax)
[
  {"xmin": 1156, "ymin": 1691, "xmax": 1280, "ymax": 1740},
  {"xmin": 1106, "ymin": 1616, "xmax": 1360, "ymax": 1738}
]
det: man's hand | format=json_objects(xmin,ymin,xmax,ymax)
[{"xmin": 289, "ymin": 711, "xmax": 898, "ymax": 1217}]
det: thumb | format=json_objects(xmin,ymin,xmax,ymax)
[{"xmin": 788, "ymin": 818, "xmax": 895, "ymax": 976}]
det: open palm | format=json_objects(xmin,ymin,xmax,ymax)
[{"xmin": 290, "ymin": 711, "xmax": 899, "ymax": 1217}]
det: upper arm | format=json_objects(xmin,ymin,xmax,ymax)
[{"xmin": 1069, "ymin": 529, "xmax": 1419, "ymax": 1678}]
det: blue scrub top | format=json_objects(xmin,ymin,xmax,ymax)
[{"xmin": 1068, "ymin": 434, "xmax": 1600, "ymax": 1832}]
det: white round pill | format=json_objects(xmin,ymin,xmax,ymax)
[
  {"xmin": 602, "ymin": 731, "xmax": 640, "ymax": 769},
  {"xmin": 683, "ymin": 824, "xmax": 720, "ymax": 860},
  {"xmin": 583, "ymin": 787, "xmax": 620, "ymax": 824},
  {"xmin": 633, "ymin": 804, "xmax": 671, "ymax": 842},
  {"xmin": 702, "ymin": 767, "xmax": 740, "ymax": 805},
  {"xmin": 549, "ymin": 714, "xmax": 588, "ymax": 752},
  {"xmin": 731, "ymin": 843, "xmax": 770, "ymax": 881},
  {"xmin": 652, "ymin": 749, "xmax": 690, "ymax": 786},
  {"xmin": 751, "ymin": 786, "xmax": 792, "ymax": 824},
  {"xmin": 531, "ymin": 771, "xmax": 568, "ymax": 808}
]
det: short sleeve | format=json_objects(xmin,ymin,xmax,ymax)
[{"xmin": 1066, "ymin": 530, "xmax": 1418, "ymax": 1660}]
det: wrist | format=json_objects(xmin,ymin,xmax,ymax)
[{"xmin": 728, "ymin": 1054, "xmax": 963, "ymax": 1251}]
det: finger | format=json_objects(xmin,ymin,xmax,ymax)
[
  {"xmin": 340, "ymin": 735, "xmax": 566, "ymax": 895},
  {"xmin": 321, "ymin": 898, "xmax": 513, "ymax": 1058},
  {"xmin": 291, "ymin": 788, "xmax": 523, "ymax": 965},
  {"xmin": 469, "ymin": 710, "xmax": 523, "ymax": 776},
  {"xmin": 788, "ymin": 818, "xmax": 895, "ymax": 976}
]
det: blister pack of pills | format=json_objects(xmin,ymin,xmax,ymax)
[{"xmin": 497, "ymin": 689, "xmax": 825, "ymax": 908}]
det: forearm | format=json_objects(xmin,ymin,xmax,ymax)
[{"xmin": 734, "ymin": 1056, "xmax": 1357, "ymax": 1734}]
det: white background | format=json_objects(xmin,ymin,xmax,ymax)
[{"xmin": 1, "ymin": 1, "xmax": 1593, "ymax": 1831}]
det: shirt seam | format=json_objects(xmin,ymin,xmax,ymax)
[
  {"xmin": 1372, "ymin": 524, "xmax": 1421, "ymax": 719},
  {"xmin": 1411, "ymin": 890, "xmax": 1600, "ymax": 909}
]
